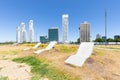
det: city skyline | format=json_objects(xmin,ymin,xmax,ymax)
[
  {"xmin": 0, "ymin": 0, "xmax": 120, "ymax": 42},
  {"xmin": 16, "ymin": 20, "xmax": 35, "ymax": 43}
]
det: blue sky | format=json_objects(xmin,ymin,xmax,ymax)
[{"xmin": 0, "ymin": 0, "xmax": 120, "ymax": 42}]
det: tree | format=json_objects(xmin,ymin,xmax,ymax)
[
  {"xmin": 114, "ymin": 38, "xmax": 120, "ymax": 42},
  {"xmin": 77, "ymin": 38, "xmax": 80, "ymax": 44},
  {"xmin": 107, "ymin": 38, "xmax": 114, "ymax": 42},
  {"xmin": 95, "ymin": 38, "xmax": 103, "ymax": 42}
]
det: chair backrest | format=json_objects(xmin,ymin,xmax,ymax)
[
  {"xmin": 76, "ymin": 42, "xmax": 94, "ymax": 58},
  {"xmin": 45, "ymin": 41, "xmax": 57, "ymax": 50},
  {"xmin": 33, "ymin": 42, "xmax": 41, "ymax": 49}
]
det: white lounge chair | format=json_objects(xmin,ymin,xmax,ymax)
[
  {"xmin": 24, "ymin": 42, "xmax": 41, "ymax": 51},
  {"xmin": 65, "ymin": 42, "xmax": 94, "ymax": 67},
  {"xmin": 33, "ymin": 43, "xmax": 41, "ymax": 49},
  {"xmin": 12, "ymin": 43, "xmax": 19, "ymax": 46},
  {"xmin": 23, "ymin": 47, "xmax": 31, "ymax": 51},
  {"xmin": 34, "ymin": 41, "xmax": 57, "ymax": 54}
]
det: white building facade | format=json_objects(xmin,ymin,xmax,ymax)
[
  {"xmin": 62, "ymin": 14, "xmax": 69, "ymax": 43},
  {"xmin": 16, "ymin": 22, "xmax": 27, "ymax": 43},
  {"xmin": 80, "ymin": 21, "xmax": 90, "ymax": 42},
  {"xmin": 16, "ymin": 26, "xmax": 20, "ymax": 43},
  {"xmin": 29, "ymin": 20, "xmax": 34, "ymax": 43},
  {"xmin": 20, "ymin": 22, "xmax": 27, "ymax": 43}
]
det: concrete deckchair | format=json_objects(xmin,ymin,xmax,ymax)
[
  {"xmin": 65, "ymin": 42, "xmax": 94, "ymax": 67},
  {"xmin": 34, "ymin": 41, "xmax": 57, "ymax": 54},
  {"xmin": 24, "ymin": 42, "xmax": 41, "ymax": 51},
  {"xmin": 12, "ymin": 43, "xmax": 19, "ymax": 46}
]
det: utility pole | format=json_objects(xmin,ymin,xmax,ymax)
[{"xmin": 105, "ymin": 9, "xmax": 107, "ymax": 46}]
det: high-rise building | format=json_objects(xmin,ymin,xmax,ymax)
[
  {"xmin": 79, "ymin": 21, "xmax": 90, "ymax": 42},
  {"xmin": 16, "ymin": 26, "xmax": 20, "ymax": 43},
  {"xmin": 62, "ymin": 14, "xmax": 69, "ymax": 43},
  {"xmin": 48, "ymin": 28, "xmax": 59, "ymax": 42},
  {"xmin": 29, "ymin": 20, "xmax": 34, "ymax": 43},
  {"xmin": 20, "ymin": 22, "xmax": 27, "ymax": 43},
  {"xmin": 96, "ymin": 34, "xmax": 101, "ymax": 39}
]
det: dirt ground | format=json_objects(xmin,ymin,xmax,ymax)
[
  {"xmin": 0, "ymin": 60, "xmax": 31, "ymax": 80},
  {"xmin": 0, "ymin": 44, "xmax": 120, "ymax": 80},
  {"xmin": 0, "ymin": 45, "xmax": 32, "ymax": 80}
]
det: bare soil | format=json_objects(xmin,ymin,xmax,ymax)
[{"xmin": 0, "ymin": 60, "xmax": 31, "ymax": 80}]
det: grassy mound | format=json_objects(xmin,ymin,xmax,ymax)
[{"xmin": 13, "ymin": 56, "xmax": 80, "ymax": 80}]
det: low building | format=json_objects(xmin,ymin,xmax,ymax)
[
  {"xmin": 114, "ymin": 35, "xmax": 120, "ymax": 39},
  {"xmin": 102, "ymin": 36, "xmax": 107, "ymax": 42},
  {"xmin": 40, "ymin": 36, "xmax": 48, "ymax": 43}
]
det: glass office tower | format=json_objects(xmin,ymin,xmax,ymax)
[{"xmin": 48, "ymin": 28, "xmax": 59, "ymax": 42}]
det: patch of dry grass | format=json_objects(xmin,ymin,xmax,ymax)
[
  {"xmin": 0, "ymin": 44, "xmax": 120, "ymax": 80},
  {"xmin": 55, "ymin": 44, "xmax": 78, "ymax": 54},
  {"xmin": 23, "ymin": 43, "xmax": 36, "ymax": 47}
]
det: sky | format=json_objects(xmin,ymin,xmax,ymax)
[{"xmin": 0, "ymin": 0, "xmax": 120, "ymax": 42}]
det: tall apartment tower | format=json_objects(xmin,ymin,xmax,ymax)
[
  {"xmin": 20, "ymin": 22, "xmax": 27, "ymax": 43},
  {"xmin": 62, "ymin": 14, "xmax": 69, "ymax": 43},
  {"xmin": 29, "ymin": 20, "xmax": 34, "ymax": 43},
  {"xmin": 16, "ymin": 26, "xmax": 20, "ymax": 43},
  {"xmin": 79, "ymin": 21, "xmax": 90, "ymax": 42}
]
